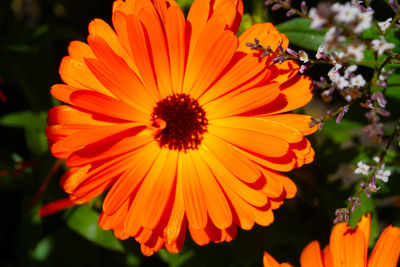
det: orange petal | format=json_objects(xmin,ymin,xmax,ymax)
[
  {"xmin": 198, "ymin": 53, "xmax": 270, "ymax": 105},
  {"xmin": 164, "ymin": 163, "xmax": 185, "ymax": 246},
  {"xmin": 202, "ymin": 133, "xmax": 260, "ymax": 183},
  {"xmin": 188, "ymin": 223, "xmax": 210, "ymax": 246},
  {"xmin": 273, "ymin": 75, "xmax": 313, "ymax": 115},
  {"xmin": 199, "ymin": 145, "xmax": 267, "ymax": 208},
  {"xmin": 188, "ymin": 30, "xmax": 238, "ymax": 99},
  {"xmin": 48, "ymin": 105, "xmax": 113, "ymax": 126},
  {"xmin": 238, "ymin": 23, "xmax": 289, "ymax": 54},
  {"xmin": 261, "ymin": 168, "xmax": 297, "ymax": 199},
  {"xmin": 165, "ymin": 6, "xmax": 186, "ymax": 94},
  {"xmin": 222, "ymin": 184, "xmax": 255, "ymax": 230},
  {"xmin": 112, "ymin": 11, "xmax": 133, "ymax": 60},
  {"xmin": 88, "ymin": 18, "xmax": 138, "ymax": 74},
  {"xmin": 368, "ymin": 225, "xmax": 400, "ymax": 267},
  {"xmin": 242, "ymin": 75, "xmax": 313, "ymax": 117},
  {"xmin": 357, "ymin": 213, "xmax": 371, "ymax": 252},
  {"xmin": 126, "ymin": 13, "xmax": 161, "ymax": 98},
  {"xmin": 180, "ymin": 152, "xmax": 208, "ymax": 229},
  {"xmin": 66, "ymin": 134, "xmax": 152, "ymax": 167},
  {"xmin": 165, "ymin": 219, "xmax": 187, "ymax": 253},
  {"xmin": 130, "ymin": 149, "xmax": 177, "ymax": 230},
  {"xmin": 70, "ymin": 175, "xmax": 114, "ymax": 204},
  {"xmin": 269, "ymin": 197, "xmax": 285, "ymax": 210},
  {"xmin": 189, "ymin": 150, "xmax": 232, "ymax": 229},
  {"xmin": 251, "ymin": 204, "xmax": 274, "ymax": 227},
  {"xmin": 211, "ymin": 116, "xmax": 303, "ymax": 144},
  {"xmin": 50, "ymin": 84, "xmax": 83, "ymax": 105},
  {"xmin": 260, "ymin": 168, "xmax": 284, "ymax": 198},
  {"xmin": 186, "ymin": 0, "xmax": 211, "ymax": 62},
  {"xmin": 204, "ymin": 82, "xmax": 280, "ymax": 119},
  {"xmin": 277, "ymin": 172, "xmax": 297, "ymax": 199},
  {"xmin": 221, "ymin": 224, "xmax": 237, "ymax": 242},
  {"xmin": 59, "ymin": 165, "xmax": 91, "ymax": 194},
  {"xmin": 138, "ymin": 6, "xmax": 173, "ymax": 98},
  {"xmin": 183, "ymin": 15, "xmax": 226, "ymax": 95},
  {"xmin": 322, "ymin": 245, "xmax": 334, "ymax": 267},
  {"xmin": 211, "ymin": 0, "xmax": 243, "ymax": 32},
  {"xmin": 261, "ymin": 114, "xmax": 318, "ymax": 136},
  {"xmin": 86, "ymin": 35, "xmax": 155, "ymax": 112},
  {"xmin": 46, "ymin": 124, "xmax": 94, "ymax": 143},
  {"xmin": 269, "ymin": 60, "xmax": 300, "ymax": 85},
  {"xmin": 152, "ymin": 0, "xmax": 179, "ymax": 23},
  {"xmin": 102, "ymin": 143, "xmax": 159, "ymax": 215},
  {"xmin": 330, "ymin": 222, "xmax": 367, "ymax": 267},
  {"xmin": 290, "ymin": 138, "xmax": 314, "ymax": 168},
  {"xmin": 61, "ymin": 123, "xmax": 144, "ymax": 149},
  {"xmin": 39, "ymin": 198, "xmax": 76, "ymax": 217},
  {"xmin": 58, "ymin": 56, "xmax": 110, "ymax": 96},
  {"xmin": 68, "ymin": 40, "xmax": 95, "ymax": 58},
  {"xmin": 263, "ymin": 251, "xmax": 293, "ymax": 267},
  {"xmin": 99, "ymin": 197, "xmax": 130, "ymax": 230},
  {"xmin": 61, "ymin": 41, "xmax": 111, "ymax": 97},
  {"xmin": 300, "ymin": 240, "xmax": 324, "ymax": 267},
  {"xmin": 70, "ymin": 90, "xmax": 149, "ymax": 122},
  {"xmin": 208, "ymin": 124, "xmax": 289, "ymax": 158},
  {"xmin": 112, "ymin": 0, "xmax": 142, "ymax": 15},
  {"xmin": 241, "ymin": 147, "xmax": 296, "ymax": 172},
  {"xmin": 70, "ymin": 151, "xmax": 136, "ymax": 197}
]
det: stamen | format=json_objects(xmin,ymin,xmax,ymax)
[{"xmin": 151, "ymin": 94, "xmax": 208, "ymax": 151}]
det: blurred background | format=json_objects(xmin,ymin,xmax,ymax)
[{"xmin": 0, "ymin": 0, "xmax": 399, "ymax": 266}]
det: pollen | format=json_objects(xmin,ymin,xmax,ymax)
[{"xmin": 151, "ymin": 94, "xmax": 208, "ymax": 151}]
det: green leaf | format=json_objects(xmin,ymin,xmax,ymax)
[
  {"xmin": 0, "ymin": 111, "xmax": 47, "ymax": 130},
  {"xmin": 125, "ymin": 252, "xmax": 141, "ymax": 267},
  {"xmin": 386, "ymin": 73, "xmax": 400, "ymax": 101},
  {"xmin": 277, "ymin": 18, "xmax": 325, "ymax": 51},
  {"xmin": 66, "ymin": 206, "xmax": 125, "ymax": 252},
  {"xmin": 0, "ymin": 111, "xmax": 48, "ymax": 155},
  {"xmin": 322, "ymin": 120, "xmax": 364, "ymax": 144},
  {"xmin": 25, "ymin": 129, "xmax": 48, "ymax": 155},
  {"xmin": 176, "ymin": 0, "xmax": 193, "ymax": 11},
  {"xmin": 158, "ymin": 249, "xmax": 194, "ymax": 267},
  {"xmin": 30, "ymin": 236, "xmax": 53, "ymax": 262}
]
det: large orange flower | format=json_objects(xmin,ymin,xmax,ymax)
[
  {"xmin": 263, "ymin": 214, "xmax": 400, "ymax": 267},
  {"xmin": 46, "ymin": 0, "xmax": 316, "ymax": 255}
]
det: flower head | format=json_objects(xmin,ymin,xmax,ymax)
[
  {"xmin": 263, "ymin": 214, "xmax": 400, "ymax": 267},
  {"xmin": 376, "ymin": 169, "xmax": 391, "ymax": 183},
  {"xmin": 355, "ymin": 161, "xmax": 370, "ymax": 175},
  {"xmin": 350, "ymin": 74, "xmax": 366, "ymax": 87},
  {"xmin": 354, "ymin": 10, "xmax": 374, "ymax": 33},
  {"xmin": 298, "ymin": 50, "xmax": 309, "ymax": 63},
  {"xmin": 378, "ymin": 18, "xmax": 393, "ymax": 32},
  {"xmin": 316, "ymin": 44, "xmax": 327, "ymax": 59},
  {"xmin": 347, "ymin": 41, "xmax": 365, "ymax": 62},
  {"xmin": 371, "ymin": 37, "xmax": 396, "ymax": 56},
  {"xmin": 46, "ymin": 0, "xmax": 316, "ymax": 256},
  {"xmin": 309, "ymin": 7, "xmax": 327, "ymax": 29},
  {"xmin": 334, "ymin": 2, "xmax": 360, "ymax": 24}
]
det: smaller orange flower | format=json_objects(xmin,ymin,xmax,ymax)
[{"xmin": 263, "ymin": 214, "xmax": 400, "ymax": 267}]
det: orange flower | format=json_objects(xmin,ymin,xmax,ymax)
[
  {"xmin": 46, "ymin": 0, "xmax": 316, "ymax": 256},
  {"xmin": 263, "ymin": 214, "xmax": 400, "ymax": 267}
]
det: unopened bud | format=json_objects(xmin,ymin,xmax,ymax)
[
  {"xmin": 272, "ymin": 4, "xmax": 281, "ymax": 11},
  {"xmin": 286, "ymin": 9, "xmax": 296, "ymax": 17},
  {"xmin": 301, "ymin": 1, "xmax": 308, "ymax": 14}
]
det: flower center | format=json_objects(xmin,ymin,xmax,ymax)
[{"xmin": 151, "ymin": 94, "xmax": 208, "ymax": 151}]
